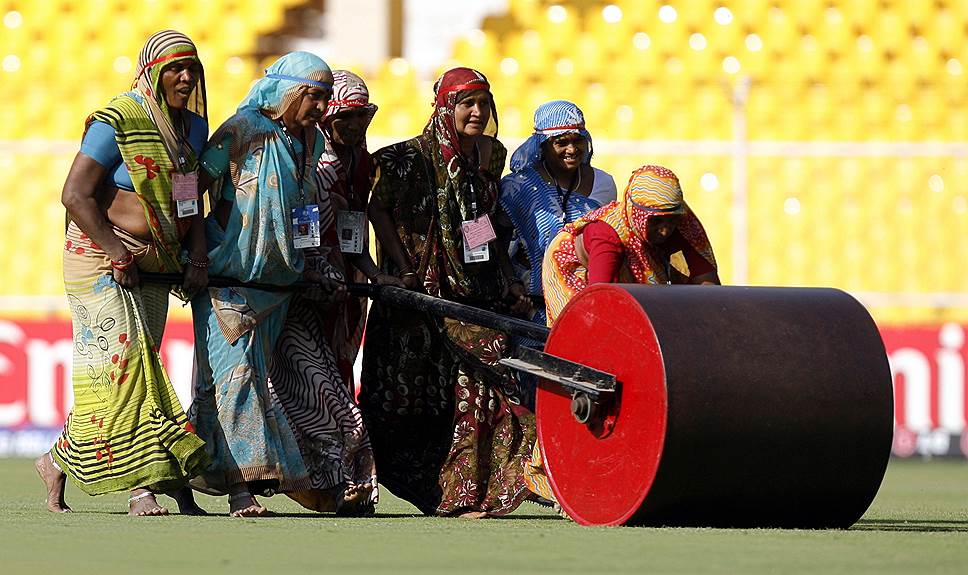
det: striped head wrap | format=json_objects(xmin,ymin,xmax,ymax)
[
  {"xmin": 317, "ymin": 70, "xmax": 377, "ymax": 202},
  {"xmin": 131, "ymin": 30, "xmax": 206, "ymax": 172},
  {"xmin": 133, "ymin": 30, "xmax": 206, "ymax": 116},
  {"xmin": 322, "ymin": 70, "xmax": 377, "ymax": 124},
  {"xmin": 510, "ymin": 100, "xmax": 593, "ymax": 172},
  {"xmin": 239, "ymin": 51, "xmax": 333, "ymax": 119},
  {"xmin": 626, "ymin": 164, "xmax": 685, "ymax": 215},
  {"xmin": 624, "ymin": 165, "xmax": 685, "ymax": 249}
]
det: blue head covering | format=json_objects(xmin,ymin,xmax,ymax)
[
  {"xmin": 509, "ymin": 100, "xmax": 593, "ymax": 172},
  {"xmin": 238, "ymin": 51, "xmax": 333, "ymax": 118}
]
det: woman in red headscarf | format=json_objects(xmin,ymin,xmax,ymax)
[{"xmin": 362, "ymin": 67, "xmax": 535, "ymax": 517}]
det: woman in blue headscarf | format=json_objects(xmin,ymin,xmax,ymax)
[
  {"xmin": 500, "ymin": 101, "xmax": 616, "ymax": 327},
  {"xmin": 187, "ymin": 52, "xmax": 343, "ymax": 517},
  {"xmin": 498, "ymin": 100, "xmax": 616, "ymax": 408}
]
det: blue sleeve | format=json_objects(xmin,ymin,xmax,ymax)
[
  {"xmin": 187, "ymin": 113, "xmax": 209, "ymax": 156},
  {"xmin": 499, "ymin": 174, "xmax": 524, "ymax": 228},
  {"xmin": 200, "ymin": 134, "xmax": 231, "ymax": 180},
  {"xmin": 79, "ymin": 121, "xmax": 122, "ymax": 168}
]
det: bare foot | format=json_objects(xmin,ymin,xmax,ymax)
[
  {"xmin": 458, "ymin": 511, "xmax": 490, "ymax": 519},
  {"xmin": 229, "ymin": 491, "xmax": 268, "ymax": 517},
  {"xmin": 35, "ymin": 452, "xmax": 71, "ymax": 513},
  {"xmin": 167, "ymin": 486, "xmax": 208, "ymax": 516},
  {"xmin": 128, "ymin": 489, "xmax": 169, "ymax": 516},
  {"xmin": 335, "ymin": 482, "xmax": 374, "ymax": 517}
]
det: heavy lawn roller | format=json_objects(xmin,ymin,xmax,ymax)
[{"xmin": 144, "ymin": 273, "xmax": 893, "ymax": 527}]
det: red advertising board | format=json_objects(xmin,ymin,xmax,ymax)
[
  {"xmin": 0, "ymin": 319, "xmax": 195, "ymax": 457},
  {"xmin": 1, "ymin": 318, "xmax": 966, "ymax": 458}
]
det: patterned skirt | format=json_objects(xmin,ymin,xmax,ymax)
[
  {"xmin": 188, "ymin": 292, "xmax": 311, "ymax": 495},
  {"xmin": 359, "ymin": 300, "xmax": 535, "ymax": 516},
  {"xmin": 52, "ymin": 221, "xmax": 208, "ymax": 495},
  {"xmin": 269, "ymin": 298, "xmax": 377, "ymax": 511}
]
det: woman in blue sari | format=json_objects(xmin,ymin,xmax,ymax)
[
  {"xmin": 498, "ymin": 100, "xmax": 616, "ymax": 408},
  {"xmin": 187, "ymin": 52, "xmax": 343, "ymax": 517}
]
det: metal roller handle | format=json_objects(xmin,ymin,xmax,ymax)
[{"xmin": 139, "ymin": 272, "xmax": 550, "ymax": 342}]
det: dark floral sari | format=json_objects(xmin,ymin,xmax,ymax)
[{"xmin": 360, "ymin": 69, "xmax": 535, "ymax": 516}]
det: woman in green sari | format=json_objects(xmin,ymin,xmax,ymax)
[{"xmin": 37, "ymin": 30, "xmax": 210, "ymax": 516}]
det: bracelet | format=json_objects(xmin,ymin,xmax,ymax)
[
  {"xmin": 110, "ymin": 251, "xmax": 135, "ymax": 271},
  {"xmin": 187, "ymin": 256, "xmax": 209, "ymax": 269},
  {"xmin": 400, "ymin": 271, "xmax": 417, "ymax": 278}
]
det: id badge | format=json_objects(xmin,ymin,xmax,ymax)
[
  {"xmin": 337, "ymin": 210, "xmax": 365, "ymax": 254},
  {"xmin": 291, "ymin": 204, "xmax": 321, "ymax": 249},
  {"xmin": 461, "ymin": 214, "xmax": 497, "ymax": 250},
  {"xmin": 172, "ymin": 171, "xmax": 199, "ymax": 218},
  {"xmin": 463, "ymin": 240, "xmax": 489, "ymax": 263}
]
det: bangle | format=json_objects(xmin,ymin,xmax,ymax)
[
  {"xmin": 187, "ymin": 256, "xmax": 209, "ymax": 269},
  {"xmin": 111, "ymin": 251, "xmax": 135, "ymax": 271},
  {"xmin": 400, "ymin": 271, "xmax": 417, "ymax": 278}
]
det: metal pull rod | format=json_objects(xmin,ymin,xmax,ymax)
[{"xmin": 139, "ymin": 271, "xmax": 550, "ymax": 343}]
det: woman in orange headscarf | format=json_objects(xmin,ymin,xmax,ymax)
[
  {"xmin": 543, "ymin": 164, "xmax": 719, "ymax": 325},
  {"xmin": 528, "ymin": 165, "xmax": 720, "ymax": 507}
]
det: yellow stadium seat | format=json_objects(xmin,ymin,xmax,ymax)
[
  {"xmin": 705, "ymin": 17, "xmax": 745, "ymax": 58},
  {"xmin": 507, "ymin": 0, "xmax": 542, "ymax": 26},
  {"xmin": 788, "ymin": 0, "xmax": 826, "ymax": 29},
  {"xmin": 504, "ymin": 29, "xmax": 551, "ymax": 80},
  {"xmin": 451, "ymin": 30, "xmax": 499, "ymax": 74},
  {"xmin": 592, "ymin": 13, "xmax": 634, "ymax": 59},
  {"xmin": 677, "ymin": 0, "xmax": 719, "ymax": 30},
  {"xmin": 571, "ymin": 32, "xmax": 607, "ymax": 83},
  {"xmin": 758, "ymin": 10, "xmax": 799, "ymax": 55},
  {"xmin": 534, "ymin": 3, "xmax": 579, "ymax": 57},
  {"xmin": 648, "ymin": 19, "xmax": 690, "ymax": 59},
  {"xmin": 874, "ymin": 9, "xmax": 912, "ymax": 54},
  {"xmin": 930, "ymin": 8, "xmax": 963, "ymax": 56},
  {"xmin": 730, "ymin": 0, "xmax": 773, "ymax": 30}
]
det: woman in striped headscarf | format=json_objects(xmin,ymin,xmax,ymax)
[
  {"xmin": 186, "ymin": 52, "xmax": 344, "ymax": 517},
  {"xmin": 499, "ymin": 100, "xmax": 616, "ymax": 409},
  {"xmin": 501, "ymin": 101, "xmax": 616, "ymax": 324},
  {"xmin": 313, "ymin": 70, "xmax": 400, "ymax": 386},
  {"xmin": 263, "ymin": 70, "xmax": 391, "ymax": 516},
  {"xmin": 36, "ymin": 30, "xmax": 210, "ymax": 517},
  {"xmin": 543, "ymin": 164, "xmax": 720, "ymax": 325}
]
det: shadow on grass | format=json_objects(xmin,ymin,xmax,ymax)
[
  {"xmin": 76, "ymin": 510, "xmax": 564, "ymax": 520},
  {"xmin": 852, "ymin": 518, "xmax": 968, "ymax": 533},
  {"xmin": 167, "ymin": 511, "xmax": 565, "ymax": 520}
]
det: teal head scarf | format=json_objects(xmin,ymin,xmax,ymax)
[{"xmin": 239, "ymin": 51, "xmax": 333, "ymax": 118}]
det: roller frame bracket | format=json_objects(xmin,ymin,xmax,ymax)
[{"xmin": 500, "ymin": 347, "xmax": 617, "ymax": 400}]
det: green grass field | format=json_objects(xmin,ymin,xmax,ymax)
[{"xmin": 1, "ymin": 458, "xmax": 966, "ymax": 574}]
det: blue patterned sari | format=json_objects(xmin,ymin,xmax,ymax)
[{"xmin": 188, "ymin": 52, "xmax": 332, "ymax": 494}]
